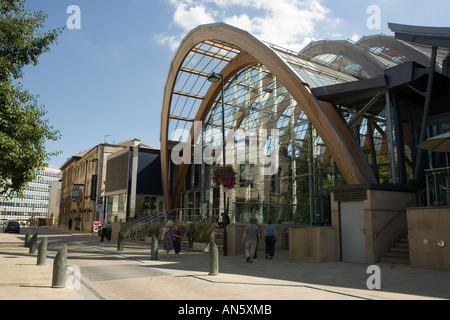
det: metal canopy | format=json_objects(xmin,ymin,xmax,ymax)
[{"xmin": 389, "ymin": 23, "xmax": 450, "ymax": 48}]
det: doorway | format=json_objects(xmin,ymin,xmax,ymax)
[{"xmin": 340, "ymin": 201, "xmax": 366, "ymax": 264}]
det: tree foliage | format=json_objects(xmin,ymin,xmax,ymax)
[{"xmin": 0, "ymin": 0, "xmax": 63, "ymax": 196}]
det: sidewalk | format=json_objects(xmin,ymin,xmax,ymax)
[{"xmin": 1, "ymin": 226, "xmax": 450, "ymax": 301}]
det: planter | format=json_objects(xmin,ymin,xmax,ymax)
[{"xmin": 193, "ymin": 242, "xmax": 209, "ymax": 252}]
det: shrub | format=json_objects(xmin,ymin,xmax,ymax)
[
  {"xmin": 193, "ymin": 218, "xmax": 216, "ymax": 243},
  {"xmin": 147, "ymin": 222, "xmax": 161, "ymax": 238}
]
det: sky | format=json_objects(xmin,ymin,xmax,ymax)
[{"xmin": 20, "ymin": 0, "xmax": 450, "ymax": 169}]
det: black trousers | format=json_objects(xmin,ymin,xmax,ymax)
[
  {"xmin": 101, "ymin": 228, "xmax": 110, "ymax": 241},
  {"xmin": 265, "ymin": 236, "xmax": 275, "ymax": 257}
]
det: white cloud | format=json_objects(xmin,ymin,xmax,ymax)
[
  {"xmin": 173, "ymin": 3, "xmax": 216, "ymax": 31},
  {"xmin": 350, "ymin": 33, "xmax": 360, "ymax": 42},
  {"xmin": 158, "ymin": 0, "xmax": 339, "ymax": 52},
  {"xmin": 155, "ymin": 34, "xmax": 184, "ymax": 52}
]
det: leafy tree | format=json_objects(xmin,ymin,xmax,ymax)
[{"xmin": 0, "ymin": 0, "xmax": 62, "ymax": 196}]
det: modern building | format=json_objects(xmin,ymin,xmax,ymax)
[
  {"xmin": 160, "ymin": 22, "xmax": 450, "ymax": 267},
  {"xmin": 105, "ymin": 140, "xmax": 163, "ymax": 222},
  {"xmin": 0, "ymin": 167, "xmax": 61, "ymax": 225},
  {"xmin": 59, "ymin": 139, "xmax": 162, "ymax": 232}
]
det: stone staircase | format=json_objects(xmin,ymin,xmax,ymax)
[{"xmin": 381, "ymin": 236, "xmax": 410, "ymax": 264}]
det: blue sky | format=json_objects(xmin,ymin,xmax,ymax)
[{"xmin": 20, "ymin": 0, "xmax": 450, "ymax": 169}]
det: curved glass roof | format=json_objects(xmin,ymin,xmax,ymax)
[{"xmin": 167, "ymin": 30, "xmax": 437, "ymax": 159}]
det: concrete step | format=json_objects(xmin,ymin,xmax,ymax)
[
  {"xmin": 381, "ymin": 235, "xmax": 410, "ymax": 265},
  {"xmin": 395, "ymin": 241, "xmax": 409, "ymax": 248},
  {"xmin": 381, "ymin": 256, "xmax": 410, "ymax": 264},
  {"xmin": 390, "ymin": 246, "xmax": 409, "ymax": 253},
  {"xmin": 385, "ymin": 250, "xmax": 410, "ymax": 258}
]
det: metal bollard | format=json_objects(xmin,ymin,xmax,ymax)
[
  {"xmin": 208, "ymin": 240, "xmax": 219, "ymax": 276},
  {"xmin": 52, "ymin": 245, "xmax": 67, "ymax": 288},
  {"xmin": 150, "ymin": 236, "xmax": 158, "ymax": 260},
  {"xmin": 117, "ymin": 232, "xmax": 124, "ymax": 252},
  {"xmin": 29, "ymin": 234, "xmax": 38, "ymax": 254},
  {"xmin": 24, "ymin": 231, "xmax": 31, "ymax": 248},
  {"xmin": 37, "ymin": 237, "xmax": 48, "ymax": 266}
]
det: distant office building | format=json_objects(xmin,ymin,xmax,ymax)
[{"xmin": 0, "ymin": 167, "xmax": 61, "ymax": 225}]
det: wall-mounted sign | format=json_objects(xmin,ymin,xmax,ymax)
[{"xmin": 72, "ymin": 185, "xmax": 82, "ymax": 200}]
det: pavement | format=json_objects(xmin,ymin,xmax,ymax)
[{"xmin": 1, "ymin": 226, "xmax": 450, "ymax": 303}]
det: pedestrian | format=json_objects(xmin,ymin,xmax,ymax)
[
  {"xmin": 219, "ymin": 212, "xmax": 230, "ymax": 228},
  {"xmin": 173, "ymin": 224, "xmax": 181, "ymax": 256},
  {"xmin": 253, "ymin": 218, "xmax": 261, "ymax": 259},
  {"xmin": 100, "ymin": 218, "xmax": 110, "ymax": 242},
  {"xmin": 265, "ymin": 220, "xmax": 277, "ymax": 259},
  {"xmin": 162, "ymin": 220, "xmax": 175, "ymax": 258},
  {"xmin": 242, "ymin": 217, "xmax": 260, "ymax": 263},
  {"xmin": 68, "ymin": 218, "xmax": 73, "ymax": 230}
]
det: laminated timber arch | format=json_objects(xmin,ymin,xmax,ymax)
[{"xmin": 161, "ymin": 23, "xmax": 377, "ymax": 209}]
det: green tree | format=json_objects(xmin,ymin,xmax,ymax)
[{"xmin": 0, "ymin": 0, "xmax": 62, "ymax": 196}]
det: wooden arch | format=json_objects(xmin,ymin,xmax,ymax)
[{"xmin": 161, "ymin": 23, "xmax": 377, "ymax": 209}]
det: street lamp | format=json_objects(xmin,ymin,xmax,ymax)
[{"xmin": 207, "ymin": 72, "xmax": 228, "ymax": 256}]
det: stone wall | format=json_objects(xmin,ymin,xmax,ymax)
[{"xmin": 407, "ymin": 207, "xmax": 450, "ymax": 271}]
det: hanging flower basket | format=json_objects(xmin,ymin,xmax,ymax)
[{"xmin": 212, "ymin": 165, "xmax": 237, "ymax": 190}]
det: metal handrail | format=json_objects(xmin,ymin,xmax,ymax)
[
  {"xmin": 373, "ymin": 189, "xmax": 425, "ymax": 239},
  {"xmin": 373, "ymin": 209, "xmax": 406, "ymax": 239},
  {"xmin": 120, "ymin": 212, "xmax": 167, "ymax": 240}
]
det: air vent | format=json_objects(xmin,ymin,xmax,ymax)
[{"xmin": 334, "ymin": 189, "xmax": 367, "ymax": 202}]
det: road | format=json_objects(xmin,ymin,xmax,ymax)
[{"xmin": 1, "ymin": 226, "xmax": 450, "ymax": 304}]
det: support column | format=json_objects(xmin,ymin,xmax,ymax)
[{"xmin": 414, "ymin": 46, "xmax": 438, "ymax": 182}]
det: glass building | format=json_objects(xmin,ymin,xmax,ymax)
[
  {"xmin": 161, "ymin": 23, "xmax": 450, "ymax": 226},
  {"xmin": 0, "ymin": 167, "xmax": 61, "ymax": 225}
]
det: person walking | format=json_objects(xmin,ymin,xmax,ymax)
[
  {"xmin": 173, "ymin": 224, "xmax": 181, "ymax": 256},
  {"xmin": 253, "ymin": 218, "xmax": 261, "ymax": 259},
  {"xmin": 242, "ymin": 218, "xmax": 260, "ymax": 263},
  {"xmin": 264, "ymin": 220, "xmax": 277, "ymax": 259},
  {"xmin": 100, "ymin": 218, "xmax": 110, "ymax": 242},
  {"xmin": 68, "ymin": 218, "xmax": 73, "ymax": 230},
  {"xmin": 162, "ymin": 220, "xmax": 175, "ymax": 258}
]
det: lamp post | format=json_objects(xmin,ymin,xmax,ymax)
[{"xmin": 208, "ymin": 72, "xmax": 228, "ymax": 256}]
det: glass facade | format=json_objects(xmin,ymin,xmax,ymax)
[
  {"xmin": 0, "ymin": 168, "xmax": 61, "ymax": 224},
  {"xmin": 163, "ymin": 25, "xmax": 450, "ymax": 225}
]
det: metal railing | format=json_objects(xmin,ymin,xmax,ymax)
[
  {"xmin": 425, "ymin": 167, "xmax": 450, "ymax": 207},
  {"xmin": 232, "ymin": 202, "xmax": 331, "ymax": 226},
  {"xmin": 120, "ymin": 211, "xmax": 168, "ymax": 240},
  {"xmin": 168, "ymin": 208, "xmax": 221, "ymax": 224},
  {"xmin": 373, "ymin": 188, "xmax": 426, "ymax": 239}
]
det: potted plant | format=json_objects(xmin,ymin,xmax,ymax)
[
  {"xmin": 146, "ymin": 222, "xmax": 161, "ymax": 243},
  {"xmin": 192, "ymin": 218, "xmax": 216, "ymax": 252},
  {"xmin": 212, "ymin": 165, "xmax": 237, "ymax": 191}
]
